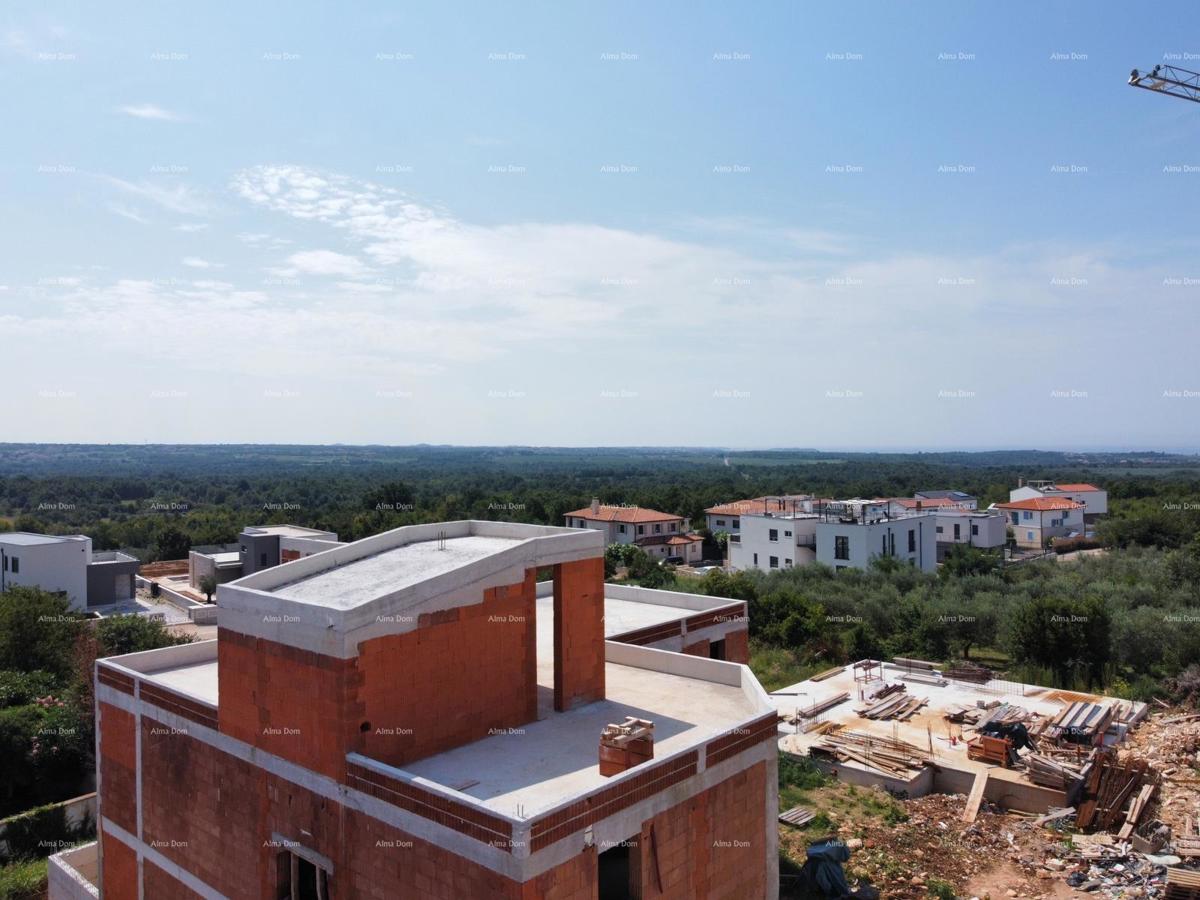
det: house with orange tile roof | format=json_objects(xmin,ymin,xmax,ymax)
[
  {"xmin": 565, "ymin": 499, "xmax": 703, "ymax": 564},
  {"xmin": 996, "ymin": 497, "xmax": 1085, "ymax": 548},
  {"xmin": 1009, "ymin": 479, "xmax": 1108, "ymax": 520}
]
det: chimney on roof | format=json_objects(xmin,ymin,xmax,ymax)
[
  {"xmin": 1018, "ymin": 477, "xmax": 1024, "ymax": 488},
  {"xmin": 599, "ymin": 717, "xmax": 654, "ymax": 777},
  {"xmin": 590, "ymin": 497, "xmax": 600, "ymax": 515}
]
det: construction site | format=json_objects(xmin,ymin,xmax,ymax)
[{"xmin": 771, "ymin": 659, "xmax": 1200, "ymax": 899}]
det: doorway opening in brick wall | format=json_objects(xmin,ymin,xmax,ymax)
[
  {"xmin": 598, "ymin": 833, "xmax": 641, "ymax": 900},
  {"xmin": 275, "ymin": 847, "xmax": 331, "ymax": 900},
  {"xmin": 709, "ymin": 638, "xmax": 727, "ymax": 661}
]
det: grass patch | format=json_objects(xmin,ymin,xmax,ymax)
[
  {"xmin": 751, "ymin": 644, "xmax": 826, "ymax": 693},
  {"xmin": 0, "ymin": 857, "xmax": 47, "ymax": 900},
  {"xmin": 927, "ymin": 877, "xmax": 957, "ymax": 899}
]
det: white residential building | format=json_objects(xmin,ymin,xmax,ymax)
[
  {"xmin": 728, "ymin": 512, "xmax": 819, "ymax": 571},
  {"xmin": 0, "ymin": 532, "xmax": 140, "ymax": 612},
  {"xmin": 1010, "ymin": 481, "xmax": 1108, "ymax": 520},
  {"xmin": 932, "ymin": 509, "xmax": 1007, "ymax": 558},
  {"xmin": 996, "ymin": 498, "xmax": 1085, "ymax": 549},
  {"xmin": 730, "ymin": 500, "xmax": 937, "ymax": 573},
  {"xmin": 815, "ymin": 510, "xmax": 938, "ymax": 573}
]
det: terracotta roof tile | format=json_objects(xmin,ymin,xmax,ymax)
[
  {"xmin": 997, "ymin": 498, "xmax": 1083, "ymax": 512},
  {"xmin": 564, "ymin": 505, "xmax": 683, "ymax": 524}
]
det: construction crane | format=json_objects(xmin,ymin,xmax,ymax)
[{"xmin": 1129, "ymin": 64, "xmax": 1200, "ymax": 103}]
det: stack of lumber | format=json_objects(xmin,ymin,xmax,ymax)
[
  {"xmin": 1075, "ymin": 750, "xmax": 1158, "ymax": 832},
  {"xmin": 810, "ymin": 731, "xmax": 930, "ymax": 779},
  {"xmin": 796, "ymin": 692, "xmax": 850, "ymax": 719},
  {"xmin": 810, "ymin": 666, "xmax": 844, "ymax": 683},
  {"xmin": 899, "ymin": 671, "xmax": 948, "ymax": 687},
  {"xmin": 1165, "ymin": 867, "xmax": 1200, "ymax": 900},
  {"xmin": 1047, "ymin": 700, "xmax": 1116, "ymax": 745},
  {"xmin": 857, "ymin": 688, "xmax": 928, "ymax": 721},
  {"xmin": 891, "ymin": 656, "xmax": 939, "ymax": 671},
  {"xmin": 1025, "ymin": 752, "xmax": 1086, "ymax": 790},
  {"xmin": 866, "ymin": 682, "xmax": 905, "ymax": 702},
  {"xmin": 943, "ymin": 661, "xmax": 994, "ymax": 683}
]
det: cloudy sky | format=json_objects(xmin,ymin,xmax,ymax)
[{"xmin": 3, "ymin": 1, "xmax": 1199, "ymax": 449}]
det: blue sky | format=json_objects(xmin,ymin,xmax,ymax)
[{"xmin": 3, "ymin": 1, "xmax": 1200, "ymax": 449}]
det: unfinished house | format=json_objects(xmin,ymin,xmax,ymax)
[{"xmin": 60, "ymin": 521, "xmax": 778, "ymax": 899}]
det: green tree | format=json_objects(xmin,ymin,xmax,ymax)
[
  {"xmin": 198, "ymin": 573, "xmax": 218, "ymax": 603},
  {"xmin": 940, "ymin": 544, "xmax": 1002, "ymax": 578},
  {"xmin": 0, "ymin": 588, "xmax": 82, "ymax": 680},
  {"xmin": 151, "ymin": 527, "xmax": 191, "ymax": 562},
  {"xmin": 1006, "ymin": 594, "xmax": 1111, "ymax": 687}
]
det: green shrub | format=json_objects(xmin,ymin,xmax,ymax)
[
  {"xmin": 0, "ymin": 801, "xmax": 94, "ymax": 864},
  {"xmin": 0, "ymin": 672, "xmax": 60, "ymax": 710}
]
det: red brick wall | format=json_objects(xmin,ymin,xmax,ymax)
[
  {"xmin": 682, "ymin": 639, "xmax": 710, "ymax": 658},
  {"xmin": 519, "ymin": 847, "xmax": 597, "ymax": 900},
  {"xmin": 637, "ymin": 761, "xmax": 768, "ymax": 900},
  {"xmin": 553, "ymin": 558, "xmax": 606, "ymax": 711},
  {"xmin": 724, "ymin": 628, "xmax": 750, "ymax": 664},
  {"xmin": 217, "ymin": 569, "xmax": 541, "ymax": 776},
  {"xmin": 217, "ymin": 628, "xmax": 354, "ymax": 780},
  {"xmin": 141, "ymin": 716, "xmax": 266, "ymax": 897},
  {"xmin": 98, "ymin": 702, "xmax": 137, "ymax": 835},
  {"xmin": 100, "ymin": 826, "xmax": 138, "ymax": 900},
  {"xmin": 144, "ymin": 861, "xmax": 205, "ymax": 899},
  {"xmin": 354, "ymin": 569, "xmax": 538, "ymax": 767},
  {"xmin": 135, "ymin": 718, "xmax": 551, "ymax": 899}
]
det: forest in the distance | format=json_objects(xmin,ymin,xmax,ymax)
[{"xmin": 1, "ymin": 443, "xmax": 1198, "ymax": 701}]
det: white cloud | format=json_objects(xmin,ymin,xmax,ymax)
[
  {"xmin": 118, "ymin": 104, "xmax": 184, "ymax": 122},
  {"xmin": 102, "ymin": 175, "xmax": 208, "ymax": 216},
  {"xmin": 182, "ymin": 257, "xmax": 222, "ymax": 269},
  {"xmin": 285, "ymin": 249, "xmax": 368, "ymax": 277},
  {"xmin": 108, "ymin": 204, "xmax": 150, "ymax": 224}
]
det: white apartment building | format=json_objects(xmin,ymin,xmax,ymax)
[
  {"xmin": 0, "ymin": 532, "xmax": 140, "ymax": 611},
  {"xmin": 815, "ymin": 510, "xmax": 938, "ymax": 573},
  {"xmin": 728, "ymin": 512, "xmax": 819, "ymax": 571},
  {"xmin": 730, "ymin": 500, "xmax": 938, "ymax": 573},
  {"xmin": 996, "ymin": 497, "xmax": 1085, "ymax": 549},
  {"xmin": 1010, "ymin": 481, "xmax": 1108, "ymax": 520}
]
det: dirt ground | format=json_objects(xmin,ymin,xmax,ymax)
[{"xmin": 780, "ymin": 707, "xmax": 1200, "ymax": 899}]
